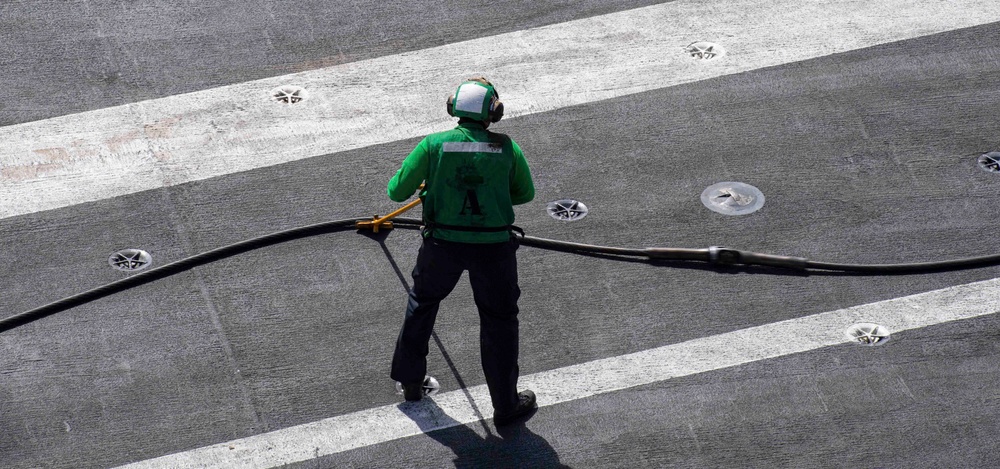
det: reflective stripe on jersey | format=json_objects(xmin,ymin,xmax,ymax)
[{"xmin": 441, "ymin": 142, "xmax": 503, "ymax": 153}]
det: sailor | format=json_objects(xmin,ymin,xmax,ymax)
[{"xmin": 387, "ymin": 77, "xmax": 537, "ymax": 426}]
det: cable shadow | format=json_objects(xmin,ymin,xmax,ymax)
[
  {"xmin": 388, "ymin": 225, "xmax": 899, "ymax": 276},
  {"xmin": 517, "ymin": 237, "xmax": 1000, "ymax": 277},
  {"xmin": 359, "ymin": 229, "xmax": 493, "ymax": 434},
  {"xmin": 517, "ymin": 243, "xmax": 815, "ymax": 277},
  {"xmin": 528, "ymin": 247, "xmax": 1000, "ymax": 277},
  {"xmin": 387, "ymin": 226, "xmax": 998, "ymax": 277},
  {"xmin": 398, "ymin": 399, "xmax": 570, "ymax": 469}
]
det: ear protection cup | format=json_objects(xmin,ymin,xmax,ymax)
[
  {"xmin": 446, "ymin": 94, "xmax": 456, "ymax": 117},
  {"xmin": 488, "ymin": 93, "xmax": 504, "ymax": 123}
]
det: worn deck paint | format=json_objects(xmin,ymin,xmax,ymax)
[
  {"xmin": 3, "ymin": 0, "xmax": 999, "ymax": 219},
  {"xmin": 118, "ymin": 276, "xmax": 1000, "ymax": 468}
]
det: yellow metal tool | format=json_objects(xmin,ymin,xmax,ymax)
[{"xmin": 356, "ymin": 184, "xmax": 425, "ymax": 233}]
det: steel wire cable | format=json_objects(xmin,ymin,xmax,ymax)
[
  {"xmin": 0, "ymin": 219, "xmax": 357, "ymax": 333},
  {"xmin": 3, "ymin": 216, "xmax": 1000, "ymax": 333}
]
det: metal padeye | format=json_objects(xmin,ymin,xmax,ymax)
[
  {"xmin": 109, "ymin": 249, "xmax": 152, "ymax": 272},
  {"xmin": 845, "ymin": 323, "xmax": 891, "ymax": 346}
]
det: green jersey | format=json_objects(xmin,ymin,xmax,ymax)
[{"xmin": 387, "ymin": 121, "xmax": 535, "ymax": 243}]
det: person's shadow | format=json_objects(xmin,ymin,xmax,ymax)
[{"xmin": 398, "ymin": 399, "xmax": 570, "ymax": 469}]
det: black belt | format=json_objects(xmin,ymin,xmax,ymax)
[{"xmin": 424, "ymin": 221, "xmax": 525, "ymax": 238}]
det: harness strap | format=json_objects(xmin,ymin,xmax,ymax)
[{"xmin": 423, "ymin": 221, "xmax": 525, "ymax": 238}]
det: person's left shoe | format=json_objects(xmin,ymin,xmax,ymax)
[{"xmin": 398, "ymin": 376, "xmax": 440, "ymax": 401}]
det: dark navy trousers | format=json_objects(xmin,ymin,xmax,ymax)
[{"xmin": 390, "ymin": 235, "xmax": 521, "ymax": 414}]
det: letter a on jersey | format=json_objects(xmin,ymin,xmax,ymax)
[{"xmin": 460, "ymin": 190, "xmax": 483, "ymax": 215}]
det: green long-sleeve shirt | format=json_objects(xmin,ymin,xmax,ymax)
[{"xmin": 387, "ymin": 121, "xmax": 535, "ymax": 243}]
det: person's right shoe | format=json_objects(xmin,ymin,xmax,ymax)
[
  {"xmin": 493, "ymin": 390, "xmax": 537, "ymax": 426},
  {"xmin": 401, "ymin": 382, "xmax": 424, "ymax": 402}
]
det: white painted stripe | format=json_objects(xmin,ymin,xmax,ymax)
[
  {"xmin": 117, "ymin": 276, "xmax": 1000, "ymax": 468},
  {"xmin": 441, "ymin": 142, "xmax": 503, "ymax": 154},
  {"xmin": 3, "ymin": 0, "xmax": 999, "ymax": 220}
]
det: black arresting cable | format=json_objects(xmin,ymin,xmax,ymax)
[
  {"xmin": 0, "ymin": 219, "xmax": 357, "ymax": 334},
  {"xmin": 3, "ymin": 216, "xmax": 1000, "ymax": 334}
]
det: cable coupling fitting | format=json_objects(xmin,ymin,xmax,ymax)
[
  {"xmin": 708, "ymin": 246, "xmax": 741, "ymax": 265},
  {"xmin": 707, "ymin": 246, "xmax": 808, "ymax": 270}
]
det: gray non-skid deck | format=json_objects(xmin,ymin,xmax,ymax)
[{"xmin": 2, "ymin": 2, "xmax": 999, "ymax": 468}]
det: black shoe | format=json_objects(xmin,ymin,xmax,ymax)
[
  {"xmin": 401, "ymin": 382, "xmax": 423, "ymax": 401},
  {"xmin": 494, "ymin": 390, "xmax": 537, "ymax": 426},
  {"xmin": 399, "ymin": 375, "xmax": 439, "ymax": 402}
]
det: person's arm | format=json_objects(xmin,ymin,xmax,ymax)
[
  {"xmin": 509, "ymin": 139, "xmax": 535, "ymax": 205},
  {"xmin": 387, "ymin": 138, "xmax": 430, "ymax": 202}
]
